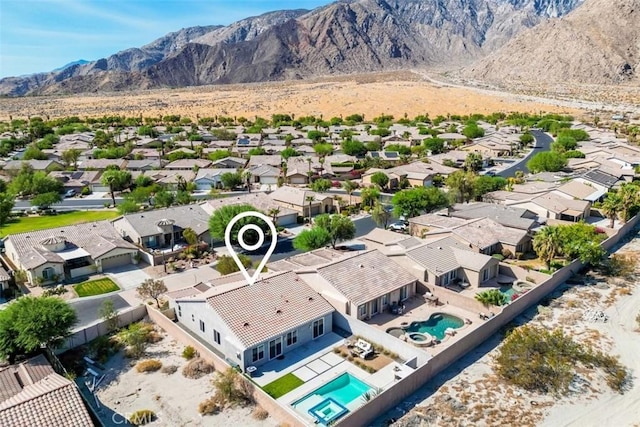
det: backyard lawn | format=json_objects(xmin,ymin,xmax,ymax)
[
  {"xmin": 74, "ymin": 278, "xmax": 120, "ymax": 297},
  {"xmin": 262, "ymin": 373, "xmax": 304, "ymax": 399},
  {"xmin": 0, "ymin": 210, "xmax": 120, "ymax": 237}
]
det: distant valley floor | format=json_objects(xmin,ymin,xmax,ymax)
[{"xmin": 4, "ymin": 70, "xmax": 635, "ymax": 121}]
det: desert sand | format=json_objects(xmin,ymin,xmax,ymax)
[
  {"xmin": 385, "ymin": 230, "xmax": 640, "ymax": 427},
  {"xmin": 0, "ymin": 71, "xmax": 588, "ymax": 122},
  {"xmin": 94, "ymin": 329, "xmax": 277, "ymax": 427}
]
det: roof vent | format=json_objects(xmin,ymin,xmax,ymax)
[
  {"xmin": 359, "ymin": 264, "xmax": 364, "ymax": 268},
  {"xmin": 437, "ymin": 247, "xmax": 442, "ymax": 250},
  {"xmin": 308, "ymin": 297, "xmax": 314, "ymax": 302},
  {"xmin": 243, "ymin": 322, "xmax": 250, "ymax": 327},
  {"xmin": 276, "ymin": 309, "xmax": 282, "ymax": 315}
]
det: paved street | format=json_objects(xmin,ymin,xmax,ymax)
[
  {"xmin": 70, "ymin": 294, "xmax": 130, "ymax": 327},
  {"xmin": 498, "ymin": 130, "xmax": 553, "ymax": 178}
]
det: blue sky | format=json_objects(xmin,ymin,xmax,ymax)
[{"xmin": 0, "ymin": 0, "xmax": 329, "ymax": 78}]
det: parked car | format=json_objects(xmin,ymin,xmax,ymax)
[
  {"xmin": 64, "ymin": 189, "xmax": 77, "ymax": 198},
  {"xmin": 389, "ymin": 222, "xmax": 408, "ymax": 232}
]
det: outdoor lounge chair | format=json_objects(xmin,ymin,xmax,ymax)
[{"xmin": 352, "ymin": 339, "xmax": 373, "ymax": 359}]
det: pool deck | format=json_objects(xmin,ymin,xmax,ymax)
[{"xmin": 364, "ymin": 296, "xmax": 483, "ymax": 356}]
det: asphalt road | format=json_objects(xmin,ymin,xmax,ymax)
[
  {"xmin": 70, "ymin": 294, "xmax": 130, "ymax": 327},
  {"xmin": 497, "ymin": 130, "xmax": 553, "ymax": 178}
]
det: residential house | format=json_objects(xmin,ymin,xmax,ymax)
[
  {"xmin": 248, "ymin": 155, "xmax": 282, "ymax": 168},
  {"xmin": 430, "ymin": 150, "xmax": 489, "ymax": 168},
  {"xmin": 575, "ymin": 169, "xmax": 621, "ymax": 192},
  {"xmin": 210, "ymin": 157, "xmax": 246, "ymax": 169},
  {"xmin": 269, "ymin": 186, "xmax": 334, "ymax": 216},
  {"xmin": 552, "ymin": 180, "xmax": 606, "ymax": 203},
  {"xmin": 193, "ymin": 168, "xmax": 238, "ymax": 191},
  {"xmin": 131, "ymin": 148, "xmax": 162, "ymax": 161},
  {"xmin": 367, "ymin": 151, "xmax": 403, "ymax": 163},
  {"xmin": 362, "ymin": 161, "xmax": 456, "ymax": 189},
  {"xmin": 112, "ymin": 205, "xmax": 212, "ymax": 250},
  {"xmin": 447, "ymin": 203, "xmax": 539, "ymax": 231},
  {"xmin": 247, "ymin": 164, "xmax": 280, "ymax": 187},
  {"xmin": 2, "ymin": 160, "xmax": 63, "ymax": 172},
  {"xmin": 201, "ymin": 192, "xmax": 298, "ymax": 226},
  {"xmin": 144, "ymin": 170, "xmax": 195, "ymax": 189},
  {"xmin": 510, "ymin": 193, "xmax": 591, "ymax": 222},
  {"xmin": 308, "ymin": 250, "xmax": 418, "ymax": 320},
  {"xmin": 461, "ymin": 139, "xmax": 512, "ymax": 158},
  {"xmin": 0, "ymin": 265, "xmax": 10, "ymax": 297},
  {"xmin": 165, "ymin": 159, "xmax": 212, "ymax": 170},
  {"xmin": 0, "ymin": 354, "xmax": 94, "ymax": 427},
  {"xmin": 48, "ymin": 170, "xmax": 100, "ymax": 193},
  {"xmin": 405, "ymin": 236, "xmax": 499, "ymax": 288},
  {"xmin": 78, "ymin": 158, "xmax": 126, "ymax": 170},
  {"xmin": 124, "ymin": 159, "xmax": 159, "ymax": 171},
  {"xmin": 3, "ymin": 221, "xmax": 138, "ymax": 285},
  {"xmin": 171, "ymin": 271, "xmax": 334, "ymax": 372},
  {"xmin": 285, "ymin": 157, "xmax": 322, "ymax": 184}
]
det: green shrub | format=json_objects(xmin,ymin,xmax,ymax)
[
  {"xmin": 475, "ymin": 289, "xmax": 508, "ymax": 306},
  {"xmin": 492, "ymin": 254, "xmax": 505, "ymax": 261},
  {"xmin": 182, "ymin": 345, "xmax": 197, "ymax": 360},
  {"xmin": 136, "ymin": 359, "xmax": 162, "ymax": 373},
  {"xmin": 81, "ymin": 186, "xmax": 91, "ymax": 195},
  {"xmin": 129, "ymin": 410, "xmax": 155, "ymax": 425}
]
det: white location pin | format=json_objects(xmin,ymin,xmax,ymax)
[{"xmin": 224, "ymin": 211, "xmax": 277, "ymax": 286}]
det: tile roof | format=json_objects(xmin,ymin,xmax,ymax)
[
  {"xmin": 206, "ymin": 271, "xmax": 334, "ymax": 348},
  {"xmin": 555, "ymin": 180, "xmax": 601, "ymax": 200},
  {"xmin": 5, "ymin": 221, "xmax": 137, "ymax": 270},
  {"xmin": 78, "ymin": 158, "xmax": 126, "ymax": 169},
  {"xmin": 409, "ymin": 214, "xmax": 468, "ymax": 229},
  {"xmin": 449, "ymin": 203, "xmax": 537, "ymax": 230},
  {"xmin": 194, "ymin": 168, "xmax": 237, "ymax": 181},
  {"xmin": 0, "ymin": 355, "xmax": 93, "ymax": 427},
  {"xmin": 451, "ymin": 218, "xmax": 528, "ymax": 247},
  {"xmin": 115, "ymin": 205, "xmax": 211, "ymax": 238},
  {"xmin": 165, "ymin": 159, "xmax": 212, "ymax": 169},
  {"xmin": 268, "ymin": 186, "xmax": 329, "ymax": 207},
  {"xmin": 532, "ymin": 193, "xmax": 590, "ymax": 215},
  {"xmin": 201, "ymin": 192, "xmax": 297, "ymax": 218},
  {"xmin": 407, "ymin": 236, "xmax": 492, "ymax": 274},
  {"xmin": 317, "ymin": 250, "xmax": 417, "ymax": 305}
]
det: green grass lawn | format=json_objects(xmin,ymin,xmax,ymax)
[
  {"xmin": 74, "ymin": 278, "xmax": 120, "ymax": 297},
  {"xmin": 0, "ymin": 210, "xmax": 120, "ymax": 237},
  {"xmin": 262, "ymin": 373, "xmax": 304, "ymax": 399}
]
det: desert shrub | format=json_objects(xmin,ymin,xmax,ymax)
[
  {"xmin": 495, "ymin": 325, "xmax": 628, "ymax": 395},
  {"xmin": 117, "ymin": 322, "xmax": 155, "ymax": 358},
  {"xmin": 252, "ymin": 406, "xmax": 269, "ymax": 420},
  {"xmin": 492, "ymin": 254, "xmax": 505, "ymax": 261},
  {"xmin": 636, "ymin": 312, "xmax": 640, "ymax": 330},
  {"xmin": 136, "ymin": 359, "xmax": 162, "ymax": 373},
  {"xmin": 212, "ymin": 367, "xmax": 253, "ymax": 406},
  {"xmin": 182, "ymin": 357, "xmax": 215, "ymax": 379},
  {"xmin": 161, "ymin": 365, "xmax": 178, "ymax": 375},
  {"xmin": 129, "ymin": 409, "xmax": 155, "ymax": 425},
  {"xmin": 198, "ymin": 394, "xmax": 224, "ymax": 415},
  {"xmin": 182, "ymin": 345, "xmax": 197, "ymax": 360},
  {"xmin": 501, "ymin": 248, "xmax": 514, "ymax": 259},
  {"xmin": 525, "ymin": 276, "xmax": 536, "ymax": 284},
  {"xmin": 598, "ymin": 254, "xmax": 636, "ymax": 279},
  {"xmin": 88, "ymin": 335, "xmax": 123, "ymax": 364}
]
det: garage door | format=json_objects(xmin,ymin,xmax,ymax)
[{"xmin": 101, "ymin": 253, "xmax": 132, "ymax": 270}]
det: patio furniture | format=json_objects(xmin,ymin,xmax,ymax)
[{"xmin": 352, "ymin": 339, "xmax": 373, "ymax": 359}]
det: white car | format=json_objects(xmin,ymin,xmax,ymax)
[{"xmin": 389, "ymin": 222, "xmax": 408, "ymax": 232}]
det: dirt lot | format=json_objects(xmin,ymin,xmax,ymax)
[
  {"xmin": 0, "ymin": 71, "xmax": 585, "ymax": 121},
  {"xmin": 91, "ymin": 330, "xmax": 278, "ymax": 427}
]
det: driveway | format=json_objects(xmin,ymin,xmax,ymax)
[{"xmin": 105, "ymin": 265, "xmax": 151, "ymax": 290}]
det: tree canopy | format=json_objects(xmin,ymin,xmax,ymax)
[
  {"xmin": 0, "ymin": 296, "xmax": 77, "ymax": 363},
  {"xmin": 314, "ymin": 214, "xmax": 356, "ymax": 248},
  {"xmin": 370, "ymin": 172, "xmax": 389, "ymax": 189},
  {"xmin": 391, "ymin": 186, "xmax": 449, "ymax": 218},
  {"xmin": 293, "ymin": 227, "xmax": 332, "ymax": 251},
  {"xmin": 526, "ymin": 151, "xmax": 567, "ymax": 173},
  {"xmin": 209, "ymin": 204, "xmax": 269, "ymax": 246}
]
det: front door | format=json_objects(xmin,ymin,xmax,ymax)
[
  {"xmin": 269, "ymin": 337, "xmax": 283, "ymax": 359},
  {"xmin": 371, "ymin": 298, "xmax": 379, "ymax": 315}
]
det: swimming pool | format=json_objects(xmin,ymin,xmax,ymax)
[
  {"xmin": 404, "ymin": 313, "xmax": 465, "ymax": 340},
  {"xmin": 500, "ymin": 286, "xmax": 518, "ymax": 300},
  {"xmin": 292, "ymin": 373, "xmax": 372, "ymax": 424}
]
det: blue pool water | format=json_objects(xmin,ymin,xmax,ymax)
[
  {"xmin": 500, "ymin": 286, "xmax": 518, "ymax": 300},
  {"xmin": 293, "ymin": 373, "xmax": 372, "ymax": 424},
  {"xmin": 404, "ymin": 313, "xmax": 465, "ymax": 340}
]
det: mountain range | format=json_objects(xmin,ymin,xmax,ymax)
[{"xmin": 3, "ymin": 0, "xmax": 633, "ymax": 97}]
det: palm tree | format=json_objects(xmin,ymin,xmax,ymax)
[
  {"xmin": 242, "ymin": 170, "xmax": 252, "ymax": 193},
  {"xmin": 619, "ymin": 183, "xmax": 640, "ymax": 223},
  {"xmin": 281, "ymin": 161, "xmax": 288, "ymax": 185},
  {"xmin": 371, "ymin": 201, "xmax": 391, "ymax": 229},
  {"xmin": 342, "ymin": 180, "xmax": 358, "ymax": 206},
  {"xmin": 475, "ymin": 289, "xmax": 508, "ymax": 306},
  {"xmin": 305, "ymin": 195, "xmax": 315, "ymax": 224},
  {"xmin": 532, "ymin": 226, "xmax": 563, "ymax": 270},
  {"xmin": 268, "ymin": 208, "xmax": 280, "ymax": 225},
  {"xmin": 601, "ymin": 192, "xmax": 622, "ymax": 228}
]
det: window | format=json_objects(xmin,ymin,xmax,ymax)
[
  {"xmin": 449, "ymin": 269, "xmax": 457, "ymax": 280},
  {"xmin": 286, "ymin": 330, "xmax": 297, "ymax": 346},
  {"xmin": 358, "ymin": 304, "xmax": 367, "ymax": 318},
  {"xmin": 199, "ymin": 320, "xmax": 205, "ymax": 332},
  {"xmin": 371, "ymin": 298, "xmax": 379, "ymax": 315},
  {"xmin": 42, "ymin": 267, "xmax": 54, "ymax": 280},
  {"xmin": 313, "ymin": 318, "xmax": 324, "ymax": 339},
  {"xmin": 483, "ymin": 268, "xmax": 490, "ymax": 282},
  {"xmin": 251, "ymin": 345, "xmax": 264, "ymax": 362},
  {"xmin": 177, "ymin": 305, "xmax": 182, "ymax": 317},
  {"xmin": 382, "ymin": 294, "xmax": 388, "ymax": 307},
  {"xmin": 400, "ymin": 285, "xmax": 408, "ymax": 301},
  {"xmin": 269, "ymin": 337, "xmax": 283, "ymax": 359},
  {"xmin": 213, "ymin": 330, "xmax": 221, "ymax": 345}
]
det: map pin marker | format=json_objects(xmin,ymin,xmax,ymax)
[{"xmin": 224, "ymin": 211, "xmax": 277, "ymax": 286}]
